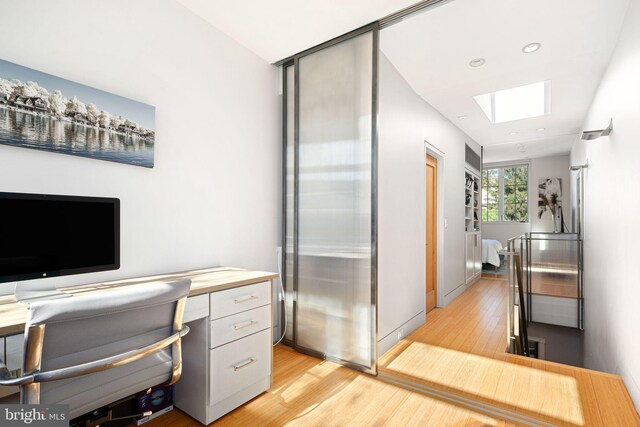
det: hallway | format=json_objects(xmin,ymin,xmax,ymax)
[{"xmin": 379, "ymin": 278, "xmax": 640, "ymax": 426}]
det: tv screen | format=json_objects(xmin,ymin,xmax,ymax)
[{"xmin": 0, "ymin": 192, "xmax": 120, "ymax": 283}]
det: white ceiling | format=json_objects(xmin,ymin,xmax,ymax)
[
  {"xmin": 176, "ymin": 0, "xmax": 420, "ymax": 63},
  {"xmin": 381, "ymin": 0, "xmax": 630, "ymax": 162},
  {"xmin": 178, "ymin": 0, "xmax": 630, "ymax": 163}
]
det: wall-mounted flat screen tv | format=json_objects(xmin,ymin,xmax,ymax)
[{"xmin": 0, "ymin": 192, "xmax": 120, "ymax": 283}]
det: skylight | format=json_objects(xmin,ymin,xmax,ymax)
[{"xmin": 474, "ymin": 80, "xmax": 551, "ymax": 124}]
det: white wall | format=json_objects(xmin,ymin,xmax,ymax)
[
  {"xmin": 378, "ymin": 53, "xmax": 481, "ymax": 355},
  {"xmin": 482, "ymin": 154, "xmax": 571, "ymax": 246},
  {"xmin": 570, "ymin": 0, "xmax": 640, "ymax": 409},
  {"xmin": 0, "ymin": 0, "xmax": 280, "ymax": 290}
]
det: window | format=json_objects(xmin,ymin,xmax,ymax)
[
  {"xmin": 482, "ymin": 165, "xmax": 528, "ymax": 222},
  {"xmin": 482, "ymin": 169, "xmax": 499, "ymax": 221},
  {"xmin": 474, "ymin": 81, "xmax": 551, "ymax": 124}
]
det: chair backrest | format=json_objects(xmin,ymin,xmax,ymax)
[{"xmin": 22, "ymin": 279, "xmax": 190, "ymax": 419}]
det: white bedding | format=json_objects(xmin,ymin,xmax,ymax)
[{"xmin": 482, "ymin": 239, "xmax": 504, "ymax": 267}]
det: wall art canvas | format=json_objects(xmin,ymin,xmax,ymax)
[
  {"xmin": 538, "ymin": 178, "xmax": 562, "ymax": 220},
  {"xmin": 0, "ymin": 58, "xmax": 155, "ymax": 168}
]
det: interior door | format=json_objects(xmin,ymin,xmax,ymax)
[
  {"xmin": 426, "ymin": 154, "xmax": 437, "ymax": 312},
  {"xmin": 286, "ymin": 27, "xmax": 378, "ymax": 375}
]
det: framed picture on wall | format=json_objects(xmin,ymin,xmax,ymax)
[
  {"xmin": 0, "ymin": 58, "xmax": 155, "ymax": 168},
  {"xmin": 538, "ymin": 177, "xmax": 562, "ymax": 221}
]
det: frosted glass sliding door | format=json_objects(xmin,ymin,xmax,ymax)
[
  {"xmin": 283, "ymin": 28, "xmax": 377, "ymax": 373},
  {"xmin": 283, "ymin": 64, "xmax": 295, "ymax": 342}
]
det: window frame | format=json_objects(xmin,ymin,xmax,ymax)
[{"xmin": 482, "ymin": 162, "xmax": 530, "ymax": 224}]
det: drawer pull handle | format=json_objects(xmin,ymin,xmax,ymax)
[
  {"xmin": 233, "ymin": 358, "xmax": 257, "ymax": 371},
  {"xmin": 234, "ymin": 295, "xmax": 258, "ymax": 304},
  {"xmin": 233, "ymin": 320, "xmax": 258, "ymax": 330}
]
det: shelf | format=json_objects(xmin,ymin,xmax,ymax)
[{"xmin": 465, "ymin": 170, "xmax": 481, "ymax": 238}]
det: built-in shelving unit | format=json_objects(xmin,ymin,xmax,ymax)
[
  {"xmin": 465, "ymin": 168, "xmax": 482, "ymax": 285},
  {"xmin": 465, "ymin": 170, "xmax": 481, "ymax": 232}
]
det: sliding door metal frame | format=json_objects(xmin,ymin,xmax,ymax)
[
  {"xmin": 370, "ymin": 23, "xmax": 380, "ymax": 376},
  {"xmin": 281, "ymin": 23, "xmax": 380, "ymax": 376},
  {"xmin": 277, "ymin": 23, "xmax": 378, "ymax": 66},
  {"xmin": 281, "ymin": 60, "xmax": 294, "ymax": 347},
  {"xmin": 379, "ymin": 0, "xmax": 453, "ymax": 28},
  {"xmin": 274, "ymin": 0, "xmax": 451, "ymax": 66}
]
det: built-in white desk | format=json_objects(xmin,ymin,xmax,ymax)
[{"xmin": 0, "ymin": 267, "xmax": 278, "ymax": 424}]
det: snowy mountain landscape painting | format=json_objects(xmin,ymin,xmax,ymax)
[{"xmin": 0, "ymin": 58, "xmax": 155, "ymax": 168}]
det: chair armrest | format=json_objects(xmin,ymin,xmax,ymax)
[
  {"xmin": 0, "ymin": 362, "xmax": 32, "ymax": 387},
  {"xmin": 33, "ymin": 325, "xmax": 190, "ymax": 384},
  {"xmin": 0, "ymin": 325, "xmax": 189, "ymax": 387}
]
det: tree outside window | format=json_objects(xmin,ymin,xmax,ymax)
[
  {"xmin": 482, "ymin": 165, "xmax": 528, "ymax": 222},
  {"xmin": 482, "ymin": 169, "xmax": 499, "ymax": 221}
]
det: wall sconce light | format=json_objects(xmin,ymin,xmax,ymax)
[{"xmin": 581, "ymin": 118, "xmax": 613, "ymax": 140}]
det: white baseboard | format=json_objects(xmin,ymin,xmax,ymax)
[
  {"xmin": 444, "ymin": 281, "xmax": 468, "ymax": 306},
  {"xmin": 378, "ymin": 312, "xmax": 425, "ymax": 357}
]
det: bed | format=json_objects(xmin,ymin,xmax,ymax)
[{"xmin": 482, "ymin": 239, "xmax": 504, "ymax": 268}]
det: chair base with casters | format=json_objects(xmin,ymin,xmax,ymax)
[
  {"xmin": 69, "ymin": 395, "xmax": 153, "ymax": 427},
  {"xmin": 0, "ymin": 279, "xmax": 191, "ymax": 423}
]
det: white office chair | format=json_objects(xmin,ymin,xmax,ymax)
[{"xmin": 0, "ymin": 279, "xmax": 191, "ymax": 420}]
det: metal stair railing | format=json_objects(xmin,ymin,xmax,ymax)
[
  {"xmin": 506, "ymin": 232, "xmax": 584, "ymax": 357},
  {"xmin": 505, "ymin": 235, "xmax": 529, "ymax": 356}
]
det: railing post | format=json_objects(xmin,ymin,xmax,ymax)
[
  {"xmin": 505, "ymin": 235, "xmax": 530, "ymax": 357},
  {"xmin": 506, "ymin": 238, "xmax": 515, "ymax": 354},
  {"xmin": 514, "ymin": 254, "xmax": 529, "ymax": 357}
]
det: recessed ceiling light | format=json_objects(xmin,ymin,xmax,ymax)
[
  {"xmin": 457, "ymin": 115, "xmax": 468, "ymax": 119},
  {"xmin": 469, "ymin": 58, "xmax": 486, "ymax": 67},
  {"xmin": 474, "ymin": 80, "xmax": 551, "ymax": 124},
  {"xmin": 522, "ymin": 42, "xmax": 541, "ymax": 54},
  {"xmin": 537, "ymin": 127, "xmax": 546, "ymax": 132},
  {"xmin": 510, "ymin": 132, "xmax": 518, "ymax": 136}
]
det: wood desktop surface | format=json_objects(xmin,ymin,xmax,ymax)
[{"xmin": 0, "ymin": 267, "xmax": 278, "ymax": 337}]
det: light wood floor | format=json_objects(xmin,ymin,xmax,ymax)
[
  {"xmin": 380, "ymin": 278, "xmax": 640, "ymax": 427},
  {"xmin": 144, "ymin": 345, "xmax": 520, "ymax": 426},
  {"xmin": 145, "ymin": 278, "xmax": 639, "ymax": 427}
]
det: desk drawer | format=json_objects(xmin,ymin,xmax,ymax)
[
  {"xmin": 210, "ymin": 281, "xmax": 271, "ymax": 320},
  {"xmin": 209, "ymin": 329, "xmax": 271, "ymax": 405},
  {"xmin": 210, "ymin": 305, "xmax": 271, "ymax": 349},
  {"xmin": 183, "ymin": 294, "xmax": 209, "ymax": 323}
]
